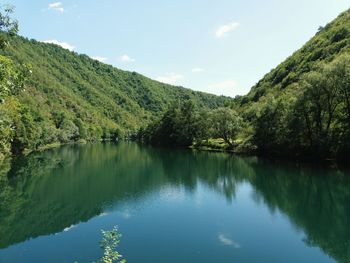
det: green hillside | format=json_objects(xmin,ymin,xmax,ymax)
[
  {"xmin": 6, "ymin": 36, "xmax": 231, "ymax": 123},
  {"xmin": 235, "ymin": 9, "xmax": 350, "ymax": 161},
  {"xmin": 136, "ymin": 9, "xmax": 350, "ymax": 162},
  {"xmin": 0, "ymin": 34, "xmax": 231, "ymax": 160},
  {"xmin": 242, "ymin": 9, "xmax": 350, "ymax": 105},
  {"xmin": 2, "ymin": 8, "xmax": 350, "ymax": 162}
]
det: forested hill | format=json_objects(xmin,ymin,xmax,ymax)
[
  {"xmin": 6, "ymin": 35, "xmax": 231, "ymax": 130},
  {"xmin": 135, "ymin": 9, "xmax": 350, "ymax": 162},
  {"xmin": 0, "ymin": 34, "xmax": 231, "ymax": 160},
  {"xmin": 235, "ymin": 9, "xmax": 350, "ymax": 161},
  {"xmin": 3, "ymin": 8, "xmax": 350, "ymax": 162},
  {"xmin": 241, "ymin": 9, "xmax": 350, "ymax": 105}
]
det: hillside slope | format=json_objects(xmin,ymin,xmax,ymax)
[
  {"xmin": 241, "ymin": 9, "xmax": 350, "ymax": 105},
  {"xmin": 6, "ymin": 36, "xmax": 231, "ymax": 130},
  {"xmin": 0, "ymin": 34, "xmax": 231, "ymax": 159},
  {"xmin": 236, "ymin": 9, "xmax": 350, "ymax": 160}
]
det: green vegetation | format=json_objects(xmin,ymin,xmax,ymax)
[
  {"xmin": 137, "ymin": 101, "xmax": 201, "ymax": 146},
  {"xmin": 0, "ymin": 6, "xmax": 231, "ymax": 161},
  {"xmin": 250, "ymin": 55, "xmax": 350, "ymax": 160},
  {"xmin": 100, "ymin": 227, "xmax": 126, "ymax": 263},
  {"xmin": 239, "ymin": 9, "xmax": 350, "ymax": 161},
  {"xmin": 2, "ymin": 6, "xmax": 350, "ymax": 162},
  {"xmin": 137, "ymin": 102, "xmax": 252, "ymax": 152},
  {"xmin": 0, "ymin": 5, "xmax": 28, "ymax": 161},
  {"xmin": 142, "ymin": 9, "xmax": 350, "ymax": 162}
]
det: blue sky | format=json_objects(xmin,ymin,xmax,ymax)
[{"xmin": 7, "ymin": 0, "xmax": 350, "ymax": 97}]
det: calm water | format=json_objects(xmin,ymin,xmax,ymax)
[{"xmin": 0, "ymin": 142, "xmax": 349, "ymax": 263}]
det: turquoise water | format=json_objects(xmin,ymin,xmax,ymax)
[{"xmin": 0, "ymin": 142, "xmax": 349, "ymax": 263}]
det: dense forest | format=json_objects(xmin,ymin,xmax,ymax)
[
  {"xmin": 0, "ymin": 6, "xmax": 231, "ymax": 162},
  {"xmin": 2, "ymin": 6, "xmax": 350, "ymax": 163},
  {"xmin": 139, "ymin": 9, "xmax": 350, "ymax": 162},
  {"xmin": 239, "ymin": 9, "xmax": 350, "ymax": 161}
]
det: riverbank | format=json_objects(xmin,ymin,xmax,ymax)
[
  {"xmin": 1, "ymin": 137, "xmax": 346, "ymax": 169},
  {"xmin": 190, "ymin": 138, "xmax": 348, "ymax": 167},
  {"xmin": 191, "ymin": 138, "xmax": 257, "ymax": 155},
  {"xmin": 0, "ymin": 139, "xmax": 88, "ymax": 165}
]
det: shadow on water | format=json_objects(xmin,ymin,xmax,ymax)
[{"xmin": 0, "ymin": 142, "xmax": 349, "ymax": 262}]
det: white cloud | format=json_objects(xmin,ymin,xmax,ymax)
[
  {"xmin": 120, "ymin": 54, "xmax": 135, "ymax": 62},
  {"xmin": 48, "ymin": 2, "xmax": 64, "ymax": 13},
  {"xmin": 215, "ymin": 22, "xmax": 239, "ymax": 38},
  {"xmin": 91, "ymin": 56, "xmax": 107, "ymax": 63},
  {"xmin": 156, "ymin": 73, "xmax": 184, "ymax": 85},
  {"xmin": 42, "ymin": 39, "xmax": 75, "ymax": 51},
  {"xmin": 191, "ymin": 67, "xmax": 204, "ymax": 73},
  {"xmin": 218, "ymin": 233, "xmax": 241, "ymax": 248},
  {"xmin": 208, "ymin": 80, "xmax": 245, "ymax": 97}
]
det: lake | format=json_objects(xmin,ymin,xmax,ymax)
[{"xmin": 0, "ymin": 142, "xmax": 349, "ymax": 263}]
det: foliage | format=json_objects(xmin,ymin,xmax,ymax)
[
  {"xmin": 139, "ymin": 10, "xmax": 350, "ymax": 162},
  {"xmin": 3, "ymin": 7, "xmax": 350, "ymax": 162},
  {"xmin": 233, "ymin": 9, "xmax": 350, "ymax": 161},
  {"xmin": 210, "ymin": 107, "xmax": 243, "ymax": 148},
  {"xmin": 138, "ymin": 101, "xmax": 201, "ymax": 146},
  {"xmin": 0, "ymin": 8, "xmax": 231, "ymax": 159},
  {"xmin": 0, "ymin": 96, "xmax": 19, "ymax": 160},
  {"xmin": 0, "ymin": 4, "xmax": 18, "ymax": 49},
  {"xmin": 0, "ymin": 54, "xmax": 26, "ymax": 101},
  {"xmin": 242, "ymin": 9, "xmax": 350, "ymax": 105},
  {"xmin": 249, "ymin": 54, "xmax": 350, "ymax": 160},
  {"xmin": 139, "ymin": 102, "xmax": 244, "ymax": 150},
  {"xmin": 100, "ymin": 227, "xmax": 126, "ymax": 263}
]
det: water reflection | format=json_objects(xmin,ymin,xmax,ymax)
[
  {"xmin": 248, "ymin": 159, "xmax": 350, "ymax": 263},
  {"xmin": 0, "ymin": 142, "xmax": 349, "ymax": 262}
]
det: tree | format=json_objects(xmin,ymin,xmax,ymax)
[
  {"xmin": 59, "ymin": 119, "xmax": 79, "ymax": 143},
  {"xmin": 0, "ymin": 5, "xmax": 28, "ymax": 159},
  {"xmin": 0, "ymin": 5, "xmax": 19, "ymax": 49},
  {"xmin": 295, "ymin": 64, "xmax": 341, "ymax": 157},
  {"xmin": 210, "ymin": 107, "xmax": 243, "ymax": 148},
  {"xmin": 327, "ymin": 55, "xmax": 350, "ymax": 129},
  {"xmin": 0, "ymin": 97, "xmax": 19, "ymax": 160},
  {"xmin": 192, "ymin": 108, "xmax": 211, "ymax": 144},
  {"xmin": 139, "ymin": 101, "xmax": 199, "ymax": 147},
  {"xmin": 253, "ymin": 96, "xmax": 283, "ymax": 154},
  {"xmin": 100, "ymin": 227, "xmax": 126, "ymax": 263},
  {"xmin": 0, "ymin": 55, "xmax": 26, "ymax": 102},
  {"xmin": 11, "ymin": 105, "xmax": 40, "ymax": 154},
  {"xmin": 174, "ymin": 100, "xmax": 198, "ymax": 146}
]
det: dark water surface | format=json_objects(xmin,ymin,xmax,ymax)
[{"xmin": 0, "ymin": 142, "xmax": 349, "ymax": 263}]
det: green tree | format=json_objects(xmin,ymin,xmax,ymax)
[
  {"xmin": 0, "ymin": 55, "xmax": 26, "ymax": 102},
  {"xmin": 100, "ymin": 227, "xmax": 126, "ymax": 263},
  {"xmin": 210, "ymin": 107, "xmax": 243, "ymax": 148},
  {"xmin": 59, "ymin": 119, "xmax": 79, "ymax": 143},
  {"xmin": 11, "ymin": 105, "xmax": 40, "ymax": 153},
  {"xmin": 0, "ymin": 4, "xmax": 18, "ymax": 49},
  {"xmin": 295, "ymin": 64, "xmax": 341, "ymax": 157},
  {"xmin": 192, "ymin": 108, "xmax": 211, "ymax": 144},
  {"xmin": 140, "ymin": 101, "xmax": 199, "ymax": 146},
  {"xmin": 0, "ymin": 97, "xmax": 19, "ymax": 159}
]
